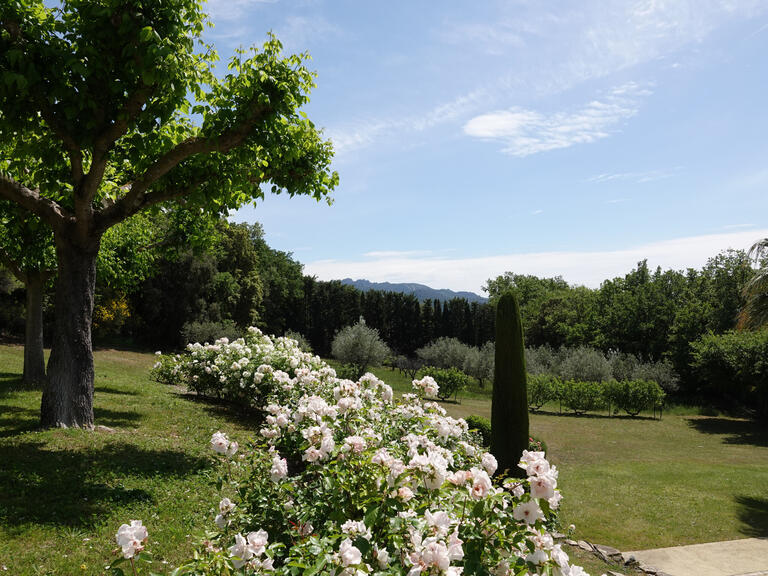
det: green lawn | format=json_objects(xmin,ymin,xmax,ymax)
[
  {"xmin": 2, "ymin": 348, "xmax": 767, "ymax": 575},
  {"xmin": 367, "ymin": 365, "xmax": 768, "ymax": 551},
  {"xmin": 0, "ymin": 345, "xmax": 258, "ymax": 576}
]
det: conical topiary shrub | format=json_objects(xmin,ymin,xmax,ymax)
[{"xmin": 491, "ymin": 291, "xmax": 529, "ymax": 477}]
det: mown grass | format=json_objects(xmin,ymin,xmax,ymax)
[
  {"xmin": 365, "ymin": 364, "xmax": 768, "ymax": 551},
  {"xmin": 2, "ymin": 348, "xmax": 767, "ymax": 575},
  {"xmin": 0, "ymin": 345, "xmax": 258, "ymax": 576}
]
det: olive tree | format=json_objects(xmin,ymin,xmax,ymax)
[
  {"xmin": 331, "ymin": 319, "xmax": 391, "ymax": 380},
  {"xmin": 0, "ymin": 1, "xmax": 337, "ymax": 428}
]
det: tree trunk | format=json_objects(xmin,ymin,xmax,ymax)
[
  {"xmin": 23, "ymin": 272, "xmax": 46, "ymax": 386},
  {"xmin": 41, "ymin": 234, "xmax": 100, "ymax": 428}
]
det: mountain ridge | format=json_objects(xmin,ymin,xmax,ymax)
[{"xmin": 340, "ymin": 278, "xmax": 488, "ymax": 303}]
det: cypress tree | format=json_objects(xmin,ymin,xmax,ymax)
[{"xmin": 491, "ymin": 291, "xmax": 530, "ymax": 477}]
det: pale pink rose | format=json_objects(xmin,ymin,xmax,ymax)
[
  {"xmin": 343, "ymin": 435, "xmax": 367, "ymax": 454},
  {"xmin": 375, "ymin": 546, "xmax": 390, "ymax": 568},
  {"xmin": 447, "ymin": 470, "xmax": 472, "ymax": 486},
  {"xmin": 219, "ymin": 497, "xmax": 235, "ymax": 515},
  {"xmin": 529, "ymin": 473, "xmax": 556, "ymax": 500},
  {"xmin": 246, "ymin": 529, "xmax": 268, "ymax": 556},
  {"xmin": 447, "ymin": 529, "xmax": 464, "ymax": 561},
  {"xmin": 469, "ymin": 467, "xmax": 492, "ymax": 500},
  {"xmin": 512, "ymin": 500, "xmax": 544, "ymax": 524},
  {"xmin": 481, "ymin": 452, "xmax": 498, "ymax": 476},
  {"xmin": 341, "ymin": 520, "xmax": 371, "ymax": 540},
  {"xmin": 210, "ymin": 431, "xmax": 230, "ymax": 454},
  {"xmin": 116, "ymin": 520, "xmax": 148, "ymax": 559},
  {"xmin": 526, "ymin": 549, "xmax": 548, "ymax": 565},
  {"xmin": 339, "ymin": 538, "xmax": 362, "ymax": 566},
  {"xmin": 270, "ymin": 454, "xmax": 288, "ymax": 482},
  {"xmin": 303, "ymin": 447, "xmax": 323, "ymax": 462},
  {"xmin": 229, "ymin": 533, "xmax": 253, "ymax": 569},
  {"xmin": 425, "ymin": 510, "xmax": 452, "ymax": 536},
  {"xmin": 397, "ymin": 486, "xmax": 415, "ymax": 501}
]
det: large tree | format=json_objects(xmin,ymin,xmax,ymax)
[{"xmin": 0, "ymin": 0, "xmax": 337, "ymax": 428}]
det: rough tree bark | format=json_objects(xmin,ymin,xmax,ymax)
[
  {"xmin": 22, "ymin": 272, "xmax": 46, "ymax": 385},
  {"xmin": 41, "ymin": 234, "xmax": 100, "ymax": 428}
]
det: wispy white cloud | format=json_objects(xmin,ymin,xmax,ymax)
[
  {"xmin": 205, "ymin": 0, "xmax": 278, "ymax": 22},
  {"xmin": 463, "ymin": 1, "xmax": 768, "ymax": 96},
  {"xmin": 274, "ymin": 15, "xmax": 341, "ymax": 52},
  {"xmin": 587, "ymin": 167, "xmax": 682, "ymax": 184},
  {"xmin": 363, "ymin": 250, "xmax": 434, "ymax": 258},
  {"xmin": 463, "ymin": 83, "xmax": 650, "ymax": 156},
  {"xmin": 305, "ymin": 229, "xmax": 768, "ymax": 293},
  {"xmin": 531, "ymin": 209, "xmax": 544, "ymax": 215},
  {"xmin": 328, "ymin": 90, "xmax": 487, "ymax": 155},
  {"xmin": 722, "ymin": 223, "xmax": 756, "ymax": 230}
]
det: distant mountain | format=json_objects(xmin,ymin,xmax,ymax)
[{"xmin": 340, "ymin": 278, "xmax": 488, "ymax": 303}]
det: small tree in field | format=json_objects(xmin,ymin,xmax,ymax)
[
  {"xmin": 331, "ymin": 318, "xmax": 391, "ymax": 380},
  {"xmin": 0, "ymin": 1, "xmax": 337, "ymax": 428}
]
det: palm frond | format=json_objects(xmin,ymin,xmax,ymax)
[{"xmin": 739, "ymin": 238, "xmax": 768, "ymax": 330}]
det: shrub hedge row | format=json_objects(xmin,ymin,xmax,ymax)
[{"xmin": 527, "ymin": 374, "xmax": 665, "ymax": 416}]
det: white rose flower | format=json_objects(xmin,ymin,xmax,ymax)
[
  {"xmin": 210, "ymin": 431, "xmax": 229, "ymax": 454},
  {"xmin": 339, "ymin": 538, "xmax": 362, "ymax": 566},
  {"xmin": 115, "ymin": 520, "xmax": 148, "ymax": 559},
  {"xmin": 270, "ymin": 454, "xmax": 288, "ymax": 482},
  {"xmin": 481, "ymin": 452, "xmax": 498, "ymax": 476},
  {"xmin": 529, "ymin": 472, "xmax": 557, "ymax": 499},
  {"xmin": 512, "ymin": 500, "xmax": 544, "ymax": 524}
]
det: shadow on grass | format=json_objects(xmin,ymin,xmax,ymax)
[
  {"xmin": 0, "ymin": 372, "xmax": 39, "ymax": 398},
  {"xmin": 0, "ymin": 405, "xmax": 39, "ymax": 438},
  {"xmin": 172, "ymin": 390, "xmax": 264, "ymax": 428},
  {"xmin": 736, "ymin": 495, "xmax": 768, "ymax": 538},
  {"xmin": 686, "ymin": 417, "xmax": 768, "ymax": 448},
  {"xmin": 0, "ymin": 441, "xmax": 208, "ymax": 528},
  {"xmin": 94, "ymin": 385, "xmax": 138, "ymax": 397},
  {"xmin": 93, "ymin": 407, "xmax": 143, "ymax": 428},
  {"xmin": 531, "ymin": 408, "xmax": 659, "ymax": 421}
]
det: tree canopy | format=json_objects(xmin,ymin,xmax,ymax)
[{"xmin": 0, "ymin": 0, "xmax": 337, "ymax": 428}]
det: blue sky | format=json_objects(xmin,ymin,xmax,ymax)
[{"xmin": 215, "ymin": 0, "xmax": 768, "ymax": 293}]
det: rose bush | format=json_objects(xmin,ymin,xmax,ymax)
[{"xmin": 152, "ymin": 328, "xmax": 589, "ymax": 576}]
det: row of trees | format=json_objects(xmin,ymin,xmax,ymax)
[{"xmin": 3, "ymin": 217, "xmax": 766, "ymax": 400}]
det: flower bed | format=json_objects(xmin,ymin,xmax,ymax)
[{"xmin": 144, "ymin": 328, "xmax": 589, "ymax": 575}]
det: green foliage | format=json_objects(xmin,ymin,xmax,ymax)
[
  {"xmin": 416, "ymin": 336, "xmax": 473, "ymax": 369},
  {"xmin": 527, "ymin": 435, "xmax": 548, "ymax": 454},
  {"xmin": 607, "ymin": 350, "xmax": 639, "ymax": 382},
  {"xmin": 527, "ymin": 374, "xmax": 560, "ymax": 411},
  {"xmin": 466, "ymin": 415, "xmax": 548, "ymax": 453},
  {"xmin": 284, "ymin": 330, "xmax": 312, "ymax": 353},
  {"xmin": 491, "ymin": 291, "xmax": 529, "ymax": 476},
  {"xmin": 180, "ymin": 319, "xmax": 241, "ymax": 346},
  {"xmin": 632, "ymin": 358, "xmax": 679, "ymax": 393},
  {"xmin": 465, "ymin": 415, "xmax": 491, "ymax": 447},
  {"xmin": 603, "ymin": 379, "xmax": 665, "ymax": 416},
  {"xmin": 330, "ymin": 318, "xmax": 391, "ymax": 380},
  {"xmin": 417, "ymin": 365, "xmax": 470, "ymax": 401},
  {"xmin": 691, "ymin": 330, "xmax": 768, "ymax": 419},
  {"xmin": 558, "ymin": 345, "xmax": 612, "ymax": 382},
  {"xmin": 559, "ymin": 380, "xmax": 605, "ymax": 415},
  {"xmin": 739, "ymin": 238, "xmax": 768, "ymax": 330}
]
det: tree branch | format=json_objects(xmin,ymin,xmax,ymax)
[
  {"xmin": 95, "ymin": 103, "xmax": 269, "ymax": 229},
  {"xmin": 0, "ymin": 174, "xmax": 71, "ymax": 230},
  {"xmin": 36, "ymin": 103, "xmax": 84, "ymax": 185},
  {"xmin": 0, "ymin": 247, "xmax": 26, "ymax": 284}
]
